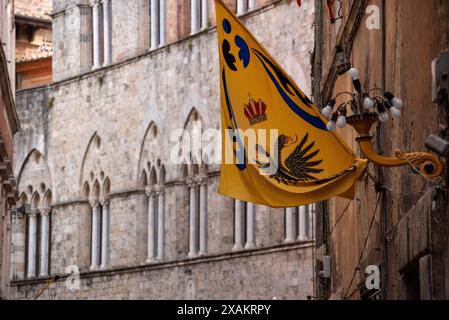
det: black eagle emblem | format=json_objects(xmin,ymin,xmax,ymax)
[{"xmin": 256, "ymin": 133, "xmax": 324, "ymax": 184}]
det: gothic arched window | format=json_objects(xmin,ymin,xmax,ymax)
[
  {"xmin": 85, "ymin": 174, "xmax": 111, "ymax": 271},
  {"xmin": 144, "ymin": 164, "xmax": 166, "ymax": 262}
]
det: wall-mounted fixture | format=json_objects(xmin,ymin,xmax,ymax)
[
  {"xmin": 327, "ymin": 0, "xmax": 343, "ymax": 24},
  {"xmin": 322, "ymin": 67, "xmax": 403, "ymax": 130},
  {"xmin": 319, "ymin": 256, "xmax": 332, "ymax": 279},
  {"xmin": 432, "ymin": 49, "xmax": 449, "ymax": 105},
  {"xmin": 335, "ymin": 45, "xmax": 351, "ymax": 75},
  {"xmin": 425, "ymin": 134, "xmax": 449, "ymax": 158},
  {"xmin": 322, "ymin": 65, "xmax": 445, "ymax": 180}
]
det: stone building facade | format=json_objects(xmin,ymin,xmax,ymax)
[
  {"xmin": 0, "ymin": 0, "xmax": 21, "ymax": 300},
  {"xmin": 8, "ymin": 0, "xmax": 317, "ymax": 299},
  {"xmin": 313, "ymin": 0, "xmax": 449, "ymax": 300}
]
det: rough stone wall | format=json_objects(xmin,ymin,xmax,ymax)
[
  {"xmin": 12, "ymin": 244, "xmax": 313, "ymax": 300},
  {"xmin": 10, "ymin": 0, "xmax": 316, "ymax": 299},
  {"xmin": 52, "ymin": 7, "xmax": 82, "ymax": 81},
  {"xmin": 110, "ymin": 0, "xmax": 140, "ymax": 62},
  {"xmin": 318, "ymin": 0, "xmax": 449, "ymax": 300}
]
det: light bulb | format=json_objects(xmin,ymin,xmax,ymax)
[
  {"xmin": 390, "ymin": 107, "xmax": 401, "ymax": 119},
  {"xmin": 392, "ymin": 97, "xmax": 403, "ymax": 109},
  {"xmin": 337, "ymin": 116, "xmax": 347, "ymax": 128},
  {"xmin": 378, "ymin": 112, "xmax": 389, "ymax": 123},
  {"xmin": 321, "ymin": 105, "xmax": 333, "ymax": 119},
  {"xmin": 363, "ymin": 97, "xmax": 374, "ymax": 110},
  {"xmin": 349, "ymin": 67, "xmax": 359, "ymax": 80},
  {"xmin": 327, "ymin": 121, "xmax": 336, "ymax": 131}
]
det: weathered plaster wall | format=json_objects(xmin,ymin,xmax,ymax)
[{"xmin": 319, "ymin": 0, "xmax": 449, "ymax": 300}]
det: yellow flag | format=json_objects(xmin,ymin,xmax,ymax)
[{"xmin": 215, "ymin": 0, "xmax": 367, "ymax": 208}]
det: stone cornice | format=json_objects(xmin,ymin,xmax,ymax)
[
  {"xmin": 11, "ymin": 240, "xmax": 314, "ymax": 287},
  {"xmin": 49, "ymin": 170, "xmax": 220, "ymax": 208}
]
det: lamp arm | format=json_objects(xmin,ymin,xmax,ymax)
[
  {"xmin": 348, "ymin": 113, "xmax": 444, "ymax": 179},
  {"xmin": 357, "ymin": 136, "xmax": 442, "ymax": 178}
]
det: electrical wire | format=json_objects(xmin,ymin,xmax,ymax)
[
  {"xmin": 311, "ymin": 204, "xmax": 316, "ymax": 298},
  {"xmin": 384, "ymin": 186, "xmax": 427, "ymax": 197},
  {"xmin": 367, "ymin": 167, "xmax": 427, "ymax": 242},
  {"xmin": 366, "ymin": 167, "xmax": 436, "ymax": 197},
  {"xmin": 343, "ymin": 193, "xmax": 381, "ymax": 300},
  {"xmin": 329, "ymin": 200, "xmax": 353, "ymax": 235}
]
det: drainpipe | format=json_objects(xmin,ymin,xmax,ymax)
[{"xmin": 313, "ymin": 0, "xmax": 329, "ymax": 300}]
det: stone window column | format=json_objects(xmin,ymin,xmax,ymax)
[
  {"xmin": 248, "ymin": 0, "xmax": 257, "ymax": 11},
  {"xmin": 146, "ymin": 188, "xmax": 156, "ymax": 262},
  {"xmin": 297, "ymin": 205, "xmax": 307, "ymax": 241},
  {"xmin": 244, "ymin": 203, "xmax": 255, "ymax": 249},
  {"xmin": 27, "ymin": 210, "xmax": 38, "ymax": 278},
  {"xmin": 150, "ymin": 0, "xmax": 159, "ymax": 49},
  {"xmin": 102, "ymin": 0, "xmax": 112, "ymax": 66},
  {"xmin": 159, "ymin": 0, "xmax": 166, "ymax": 46},
  {"xmin": 284, "ymin": 207, "xmax": 295, "ymax": 243},
  {"xmin": 39, "ymin": 208, "xmax": 51, "ymax": 277},
  {"xmin": 308, "ymin": 204, "xmax": 315, "ymax": 239},
  {"xmin": 90, "ymin": 201, "xmax": 101, "ymax": 270},
  {"xmin": 237, "ymin": 0, "xmax": 247, "ymax": 15},
  {"xmin": 190, "ymin": 0, "xmax": 199, "ymax": 34},
  {"xmin": 187, "ymin": 179, "xmax": 198, "ymax": 258},
  {"xmin": 155, "ymin": 186, "xmax": 165, "ymax": 260},
  {"xmin": 196, "ymin": 175, "xmax": 207, "ymax": 256},
  {"xmin": 100, "ymin": 200, "xmax": 109, "ymax": 269},
  {"xmin": 233, "ymin": 199, "xmax": 244, "ymax": 251},
  {"xmin": 201, "ymin": 0, "xmax": 209, "ymax": 30},
  {"xmin": 92, "ymin": 0, "xmax": 101, "ymax": 70}
]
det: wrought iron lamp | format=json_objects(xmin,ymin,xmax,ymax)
[{"xmin": 322, "ymin": 67, "xmax": 444, "ymax": 180}]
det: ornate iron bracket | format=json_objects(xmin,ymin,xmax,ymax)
[{"xmin": 347, "ymin": 113, "xmax": 444, "ymax": 179}]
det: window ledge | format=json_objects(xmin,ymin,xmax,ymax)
[{"xmin": 11, "ymin": 241, "xmax": 313, "ymax": 287}]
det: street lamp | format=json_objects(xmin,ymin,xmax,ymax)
[{"xmin": 322, "ymin": 66, "xmax": 444, "ymax": 180}]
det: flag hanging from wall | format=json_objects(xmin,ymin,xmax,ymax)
[{"xmin": 215, "ymin": 0, "xmax": 367, "ymax": 208}]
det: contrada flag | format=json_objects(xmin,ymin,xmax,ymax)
[{"xmin": 215, "ymin": 0, "xmax": 367, "ymax": 208}]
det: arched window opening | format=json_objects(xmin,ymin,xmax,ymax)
[
  {"xmin": 23, "ymin": 190, "xmax": 52, "ymax": 279},
  {"xmin": 88, "ymin": 176, "xmax": 111, "ymax": 270},
  {"xmin": 145, "ymin": 165, "xmax": 165, "ymax": 263}
]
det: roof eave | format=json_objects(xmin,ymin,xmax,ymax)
[
  {"xmin": 0, "ymin": 46, "xmax": 21, "ymax": 134},
  {"xmin": 15, "ymin": 14, "xmax": 51, "ymax": 28}
]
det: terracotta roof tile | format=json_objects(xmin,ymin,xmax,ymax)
[{"xmin": 15, "ymin": 0, "xmax": 52, "ymax": 21}]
